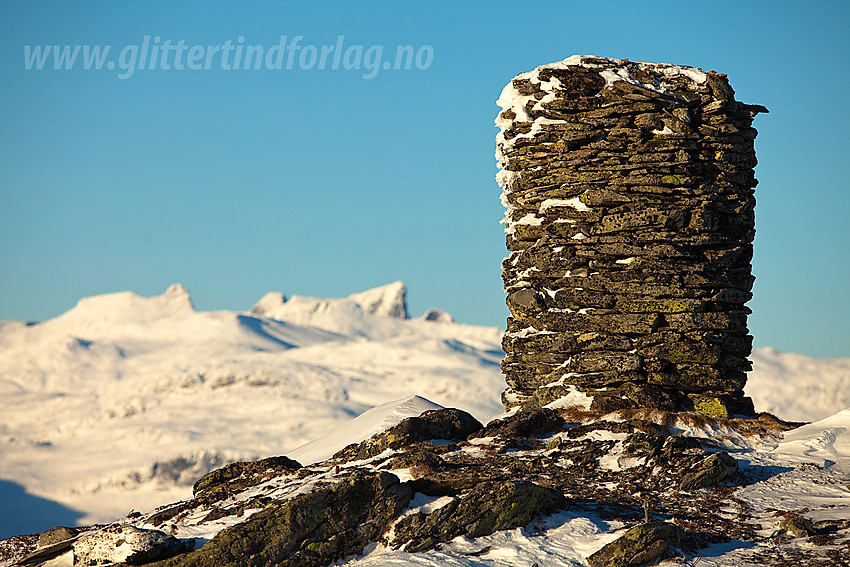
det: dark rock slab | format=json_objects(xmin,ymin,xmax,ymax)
[
  {"xmin": 192, "ymin": 455, "xmax": 302, "ymax": 497},
  {"xmin": 483, "ymin": 408, "xmax": 565, "ymax": 439},
  {"xmin": 587, "ymin": 521, "xmax": 679, "ymax": 567},
  {"xmin": 147, "ymin": 471, "xmax": 412, "ymax": 567},
  {"xmin": 334, "ymin": 409, "xmax": 483, "ymax": 462},
  {"xmin": 678, "ymin": 451, "xmax": 738, "ymax": 491},
  {"xmin": 392, "ymin": 480, "xmax": 567, "ymax": 552},
  {"xmin": 37, "ymin": 526, "xmax": 77, "ymax": 548}
]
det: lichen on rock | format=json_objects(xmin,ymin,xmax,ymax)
[
  {"xmin": 587, "ymin": 521, "xmax": 679, "ymax": 567},
  {"xmin": 390, "ymin": 480, "xmax": 567, "ymax": 552},
  {"xmin": 146, "ymin": 471, "xmax": 412, "ymax": 567}
]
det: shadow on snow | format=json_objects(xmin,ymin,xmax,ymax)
[{"xmin": 0, "ymin": 479, "xmax": 85, "ymax": 540}]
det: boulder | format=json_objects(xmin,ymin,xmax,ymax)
[
  {"xmin": 37, "ymin": 526, "xmax": 77, "ymax": 548},
  {"xmin": 334, "ymin": 408, "xmax": 482, "ymax": 461},
  {"xmin": 72, "ymin": 524, "xmax": 190, "ymax": 566},
  {"xmin": 678, "ymin": 451, "xmax": 738, "ymax": 491},
  {"xmin": 146, "ymin": 471, "xmax": 412, "ymax": 567},
  {"xmin": 587, "ymin": 521, "xmax": 679, "ymax": 567},
  {"xmin": 779, "ymin": 515, "xmax": 816, "ymax": 538},
  {"xmin": 391, "ymin": 480, "xmax": 567, "ymax": 552},
  {"xmin": 483, "ymin": 407, "xmax": 565, "ymax": 439}
]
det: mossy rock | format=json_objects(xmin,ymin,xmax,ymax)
[
  {"xmin": 392, "ymin": 480, "xmax": 567, "ymax": 552},
  {"xmin": 660, "ymin": 174, "xmax": 687, "ymax": 185},
  {"xmin": 587, "ymin": 521, "xmax": 679, "ymax": 567},
  {"xmin": 147, "ymin": 471, "xmax": 412, "ymax": 567},
  {"xmin": 192, "ymin": 455, "xmax": 302, "ymax": 497},
  {"xmin": 334, "ymin": 409, "xmax": 483, "ymax": 462},
  {"xmin": 616, "ymin": 298, "xmax": 703, "ymax": 314},
  {"xmin": 692, "ymin": 396, "xmax": 731, "ymax": 419},
  {"xmin": 652, "ymin": 343, "xmax": 720, "ymax": 365}
]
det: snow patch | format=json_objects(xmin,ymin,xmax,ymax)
[
  {"xmin": 540, "ymin": 197, "xmax": 591, "ymax": 213},
  {"xmin": 543, "ymin": 385, "xmax": 594, "ymax": 411},
  {"xmin": 287, "ymin": 396, "xmax": 444, "ymax": 465},
  {"xmin": 773, "ymin": 408, "xmax": 850, "ymax": 473}
]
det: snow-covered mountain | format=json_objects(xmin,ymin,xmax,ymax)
[
  {"xmin": 745, "ymin": 347, "xmax": 850, "ymax": 422},
  {"xmin": 0, "ymin": 282, "xmax": 847, "ymax": 543},
  {"xmin": 0, "ymin": 283, "xmax": 504, "ymax": 537}
]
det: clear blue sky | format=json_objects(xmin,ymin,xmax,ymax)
[{"xmin": 1, "ymin": 1, "xmax": 848, "ymax": 357}]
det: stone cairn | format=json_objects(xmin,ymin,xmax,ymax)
[{"xmin": 496, "ymin": 56, "xmax": 767, "ymax": 417}]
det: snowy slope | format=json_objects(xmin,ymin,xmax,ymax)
[
  {"xmin": 0, "ymin": 283, "xmax": 504, "ymax": 537},
  {"xmin": 744, "ymin": 347, "xmax": 850, "ymax": 422},
  {"xmin": 773, "ymin": 408, "xmax": 850, "ymax": 473},
  {"xmin": 0, "ymin": 282, "xmax": 847, "ymax": 543},
  {"xmin": 288, "ymin": 395, "xmax": 444, "ymax": 465}
]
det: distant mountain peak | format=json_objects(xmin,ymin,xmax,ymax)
[
  {"xmin": 164, "ymin": 283, "xmax": 193, "ymax": 308},
  {"xmin": 251, "ymin": 283, "xmax": 409, "ymax": 321},
  {"xmin": 248, "ymin": 283, "xmax": 410, "ymax": 339},
  {"xmin": 422, "ymin": 308, "xmax": 453, "ymax": 324},
  {"xmin": 43, "ymin": 284, "xmax": 195, "ymax": 337},
  {"xmin": 250, "ymin": 292, "xmax": 287, "ymax": 318},
  {"xmin": 348, "ymin": 281, "xmax": 408, "ymax": 319}
]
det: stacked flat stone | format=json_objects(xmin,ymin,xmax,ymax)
[{"xmin": 496, "ymin": 56, "xmax": 767, "ymax": 417}]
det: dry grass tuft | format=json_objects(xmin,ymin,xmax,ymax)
[
  {"xmin": 553, "ymin": 404, "xmax": 806, "ymax": 440},
  {"xmin": 727, "ymin": 412, "xmax": 806, "ymax": 437},
  {"xmin": 554, "ymin": 405, "xmax": 604, "ymax": 424},
  {"xmin": 409, "ymin": 461, "xmax": 435, "ymax": 479}
]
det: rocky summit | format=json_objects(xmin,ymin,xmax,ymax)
[
  {"xmin": 7, "ymin": 406, "xmax": 850, "ymax": 566},
  {"xmin": 496, "ymin": 56, "xmax": 767, "ymax": 417}
]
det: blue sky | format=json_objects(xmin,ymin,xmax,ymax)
[{"xmin": 1, "ymin": 1, "xmax": 848, "ymax": 357}]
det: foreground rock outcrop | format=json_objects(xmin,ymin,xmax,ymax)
[
  {"xmin": 73, "ymin": 525, "xmax": 190, "ymax": 566},
  {"xmin": 390, "ymin": 479, "xmax": 566, "ymax": 553},
  {"xmin": 11, "ymin": 406, "xmax": 846, "ymax": 567},
  {"xmin": 587, "ymin": 521, "xmax": 679, "ymax": 567},
  {"xmin": 496, "ymin": 56, "xmax": 767, "ymax": 416},
  {"xmin": 150, "ymin": 471, "xmax": 412, "ymax": 567}
]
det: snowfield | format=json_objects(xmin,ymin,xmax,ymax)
[
  {"xmin": 0, "ymin": 283, "xmax": 848, "ymax": 566},
  {"xmin": 0, "ymin": 283, "xmax": 505, "ymax": 536}
]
